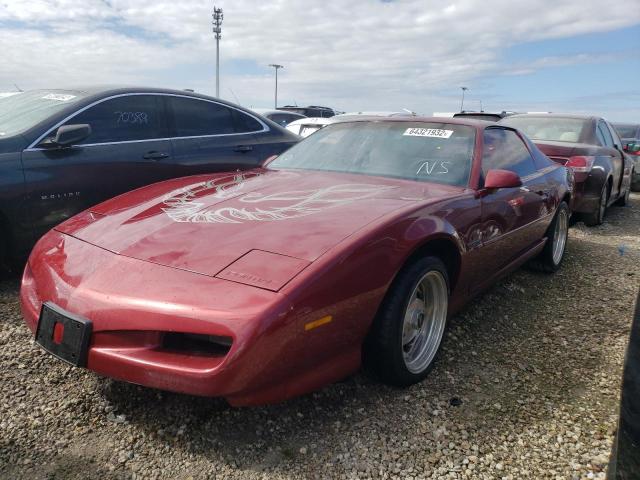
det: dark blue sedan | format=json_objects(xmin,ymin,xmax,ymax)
[{"xmin": 0, "ymin": 87, "xmax": 299, "ymax": 267}]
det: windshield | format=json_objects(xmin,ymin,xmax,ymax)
[
  {"xmin": 613, "ymin": 124, "xmax": 638, "ymax": 139},
  {"xmin": 270, "ymin": 121, "xmax": 475, "ymax": 187},
  {"xmin": 0, "ymin": 90, "xmax": 87, "ymax": 137},
  {"xmin": 500, "ymin": 116, "xmax": 588, "ymax": 143}
]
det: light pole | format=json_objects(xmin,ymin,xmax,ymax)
[
  {"xmin": 460, "ymin": 86, "xmax": 468, "ymax": 112},
  {"xmin": 269, "ymin": 64, "xmax": 284, "ymax": 109},
  {"xmin": 212, "ymin": 6, "xmax": 223, "ymax": 97}
]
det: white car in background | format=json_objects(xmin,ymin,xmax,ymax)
[
  {"xmin": 251, "ymin": 108, "xmax": 306, "ymax": 127},
  {"xmin": 287, "ymin": 111, "xmax": 416, "ymax": 137}
]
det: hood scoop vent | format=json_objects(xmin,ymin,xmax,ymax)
[{"xmin": 215, "ymin": 250, "xmax": 310, "ymax": 291}]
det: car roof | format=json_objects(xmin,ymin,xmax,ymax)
[
  {"xmin": 505, "ymin": 112, "xmax": 600, "ymax": 121},
  {"xmin": 36, "ymin": 85, "xmax": 251, "ymax": 111},
  {"xmin": 330, "ymin": 115, "xmax": 494, "ymax": 128},
  {"xmin": 287, "ymin": 117, "xmax": 333, "ymax": 127}
]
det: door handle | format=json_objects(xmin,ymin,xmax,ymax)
[
  {"xmin": 535, "ymin": 190, "xmax": 549, "ymax": 198},
  {"xmin": 143, "ymin": 151, "xmax": 169, "ymax": 160},
  {"xmin": 233, "ymin": 145, "xmax": 253, "ymax": 153}
]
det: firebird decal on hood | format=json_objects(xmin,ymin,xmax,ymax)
[
  {"xmin": 162, "ymin": 179, "xmax": 395, "ymax": 224},
  {"xmin": 163, "ymin": 172, "xmax": 260, "ymax": 204}
]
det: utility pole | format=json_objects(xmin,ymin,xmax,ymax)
[
  {"xmin": 212, "ymin": 6, "xmax": 224, "ymax": 98},
  {"xmin": 460, "ymin": 86, "xmax": 468, "ymax": 111},
  {"xmin": 268, "ymin": 64, "xmax": 284, "ymax": 109}
]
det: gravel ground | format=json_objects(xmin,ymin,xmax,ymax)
[{"xmin": 1, "ymin": 194, "xmax": 638, "ymax": 480}]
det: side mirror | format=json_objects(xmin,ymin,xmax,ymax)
[
  {"xmin": 484, "ymin": 169, "xmax": 522, "ymax": 189},
  {"xmin": 50, "ymin": 124, "xmax": 92, "ymax": 147}
]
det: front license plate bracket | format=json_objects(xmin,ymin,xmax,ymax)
[{"xmin": 35, "ymin": 302, "xmax": 92, "ymax": 367}]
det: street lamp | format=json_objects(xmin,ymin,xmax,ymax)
[
  {"xmin": 212, "ymin": 6, "xmax": 224, "ymax": 97},
  {"xmin": 460, "ymin": 86, "xmax": 468, "ymax": 112},
  {"xmin": 268, "ymin": 64, "xmax": 284, "ymax": 109}
]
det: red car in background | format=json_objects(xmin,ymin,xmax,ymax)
[
  {"xmin": 21, "ymin": 118, "xmax": 573, "ymax": 406},
  {"xmin": 500, "ymin": 114, "xmax": 634, "ymax": 225}
]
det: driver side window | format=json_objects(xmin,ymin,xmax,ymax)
[
  {"xmin": 59, "ymin": 95, "xmax": 167, "ymax": 145},
  {"xmin": 597, "ymin": 121, "xmax": 614, "ymax": 148},
  {"xmin": 482, "ymin": 129, "xmax": 537, "ymax": 180}
]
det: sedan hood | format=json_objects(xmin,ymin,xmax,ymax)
[{"xmin": 56, "ymin": 169, "xmax": 461, "ymax": 280}]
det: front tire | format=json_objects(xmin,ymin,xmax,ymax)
[
  {"xmin": 614, "ymin": 175, "xmax": 632, "ymax": 207},
  {"xmin": 529, "ymin": 201, "xmax": 569, "ymax": 273},
  {"xmin": 366, "ymin": 256, "xmax": 449, "ymax": 386},
  {"xmin": 584, "ymin": 183, "xmax": 609, "ymax": 226}
]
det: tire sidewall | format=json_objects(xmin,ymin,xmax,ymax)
[
  {"xmin": 371, "ymin": 256, "xmax": 450, "ymax": 386},
  {"xmin": 549, "ymin": 202, "xmax": 569, "ymax": 270}
]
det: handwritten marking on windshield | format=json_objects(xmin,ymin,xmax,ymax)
[{"xmin": 416, "ymin": 161, "xmax": 451, "ymax": 175}]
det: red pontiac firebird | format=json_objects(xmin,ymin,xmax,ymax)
[{"xmin": 21, "ymin": 117, "xmax": 574, "ymax": 406}]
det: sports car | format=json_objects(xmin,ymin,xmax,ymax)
[{"xmin": 21, "ymin": 117, "xmax": 573, "ymax": 406}]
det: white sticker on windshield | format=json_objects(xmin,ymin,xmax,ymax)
[
  {"xmin": 403, "ymin": 127, "xmax": 453, "ymax": 138},
  {"xmin": 42, "ymin": 93, "xmax": 76, "ymax": 102}
]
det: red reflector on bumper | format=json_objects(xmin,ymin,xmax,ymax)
[{"xmin": 53, "ymin": 322, "xmax": 64, "ymax": 344}]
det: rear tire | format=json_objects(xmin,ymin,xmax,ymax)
[
  {"xmin": 529, "ymin": 202, "xmax": 569, "ymax": 273},
  {"xmin": 583, "ymin": 183, "xmax": 609, "ymax": 226},
  {"xmin": 366, "ymin": 256, "xmax": 449, "ymax": 386}
]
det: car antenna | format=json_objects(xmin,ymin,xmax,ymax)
[{"xmin": 228, "ymin": 87, "xmax": 241, "ymax": 105}]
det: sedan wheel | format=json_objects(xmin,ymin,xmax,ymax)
[
  {"xmin": 615, "ymin": 177, "xmax": 632, "ymax": 207},
  {"xmin": 366, "ymin": 256, "xmax": 449, "ymax": 386}
]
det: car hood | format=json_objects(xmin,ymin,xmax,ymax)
[{"xmin": 56, "ymin": 168, "xmax": 462, "ymax": 281}]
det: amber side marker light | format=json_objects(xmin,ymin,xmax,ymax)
[{"xmin": 305, "ymin": 315, "xmax": 333, "ymax": 331}]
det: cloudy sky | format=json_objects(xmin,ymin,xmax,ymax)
[{"xmin": 1, "ymin": 0, "xmax": 639, "ymax": 120}]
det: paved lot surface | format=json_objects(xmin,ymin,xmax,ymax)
[{"xmin": 1, "ymin": 194, "xmax": 638, "ymax": 480}]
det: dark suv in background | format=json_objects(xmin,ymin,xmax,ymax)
[
  {"xmin": 278, "ymin": 105, "xmax": 336, "ymax": 118},
  {"xmin": 0, "ymin": 86, "xmax": 299, "ymax": 267},
  {"xmin": 453, "ymin": 111, "xmax": 517, "ymax": 122}
]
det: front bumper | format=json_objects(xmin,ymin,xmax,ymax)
[{"xmin": 20, "ymin": 232, "xmax": 287, "ymax": 403}]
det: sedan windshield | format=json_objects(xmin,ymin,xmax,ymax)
[
  {"xmin": 0, "ymin": 90, "xmax": 87, "ymax": 137},
  {"xmin": 270, "ymin": 121, "xmax": 475, "ymax": 187},
  {"xmin": 500, "ymin": 116, "xmax": 588, "ymax": 143}
]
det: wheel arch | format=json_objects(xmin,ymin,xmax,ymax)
[{"xmin": 398, "ymin": 235, "xmax": 462, "ymax": 294}]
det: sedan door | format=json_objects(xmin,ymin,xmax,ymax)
[
  {"xmin": 474, "ymin": 128, "xmax": 547, "ymax": 288},
  {"xmin": 602, "ymin": 120, "xmax": 627, "ymax": 198},
  {"xmin": 22, "ymin": 94, "xmax": 175, "ymax": 240},
  {"xmin": 166, "ymin": 95, "xmax": 269, "ymax": 175}
]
